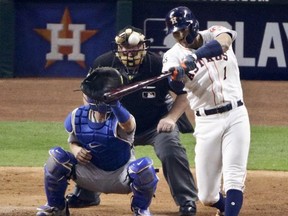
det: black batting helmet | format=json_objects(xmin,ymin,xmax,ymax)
[{"xmin": 165, "ymin": 6, "xmax": 199, "ymax": 41}]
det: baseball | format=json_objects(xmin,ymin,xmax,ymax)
[{"xmin": 128, "ymin": 32, "xmax": 140, "ymax": 45}]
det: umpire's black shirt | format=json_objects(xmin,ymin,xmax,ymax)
[{"xmin": 93, "ymin": 51, "xmax": 186, "ymax": 135}]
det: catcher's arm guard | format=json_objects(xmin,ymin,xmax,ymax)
[{"xmin": 111, "ymin": 100, "xmax": 135, "ymax": 133}]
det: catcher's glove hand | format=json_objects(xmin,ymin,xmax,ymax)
[{"xmin": 80, "ymin": 67, "xmax": 123, "ymax": 102}]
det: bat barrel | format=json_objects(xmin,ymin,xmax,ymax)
[{"xmin": 103, "ymin": 72, "xmax": 171, "ymax": 103}]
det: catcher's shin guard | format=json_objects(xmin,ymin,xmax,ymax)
[
  {"xmin": 128, "ymin": 157, "xmax": 159, "ymax": 210},
  {"xmin": 44, "ymin": 147, "xmax": 77, "ymax": 209}
]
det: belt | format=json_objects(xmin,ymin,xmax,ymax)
[{"xmin": 196, "ymin": 100, "xmax": 243, "ymax": 117}]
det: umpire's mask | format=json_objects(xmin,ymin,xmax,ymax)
[{"xmin": 113, "ymin": 26, "xmax": 149, "ymax": 71}]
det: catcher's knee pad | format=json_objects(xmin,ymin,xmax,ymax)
[
  {"xmin": 45, "ymin": 146, "xmax": 77, "ymax": 181},
  {"xmin": 44, "ymin": 147, "xmax": 77, "ymax": 208},
  {"xmin": 128, "ymin": 157, "xmax": 159, "ymax": 210}
]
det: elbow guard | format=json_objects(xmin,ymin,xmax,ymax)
[{"xmin": 195, "ymin": 40, "xmax": 223, "ymax": 59}]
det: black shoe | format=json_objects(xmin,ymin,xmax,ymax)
[
  {"xmin": 66, "ymin": 193, "xmax": 100, "ymax": 208},
  {"xmin": 179, "ymin": 202, "xmax": 197, "ymax": 216}
]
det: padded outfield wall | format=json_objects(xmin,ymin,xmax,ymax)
[{"xmin": 0, "ymin": 0, "xmax": 287, "ymax": 79}]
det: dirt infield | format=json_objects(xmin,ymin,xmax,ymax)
[{"xmin": 0, "ymin": 79, "xmax": 288, "ymax": 215}]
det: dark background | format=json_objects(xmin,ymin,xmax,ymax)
[{"xmin": 0, "ymin": 0, "xmax": 287, "ymax": 80}]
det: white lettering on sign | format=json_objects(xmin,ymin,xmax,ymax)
[
  {"xmin": 235, "ymin": 22, "xmax": 255, "ymax": 66},
  {"xmin": 207, "ymin": 21, "xmax": 287, "ymax": 67},
  {"xmin": 46, "ymin": 23, "xmax": 85, "ymax": 61},
  {"xmin": 258, "ymin": 22, "xmax": 286, "ymax": 67}
]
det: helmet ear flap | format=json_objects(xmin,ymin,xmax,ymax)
[
  {"xmin": 185, "ymin": 19, "xmax": 199, "ymax": 43},
  {"xmin": 190, "ymin": 19, "xmax": 199, "ymax": 36}
]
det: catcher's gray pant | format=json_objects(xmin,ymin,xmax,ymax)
[
  {"xmin": 74, "ymin": 155, "xmax": 135, "ymax": 194},
  {"xmin": 134, "ymin": 125, "xmax": 198, "ymax": 206},
  {"xmin": 71, "ymin": 126, "xmax": 198, "ymax": 207}
]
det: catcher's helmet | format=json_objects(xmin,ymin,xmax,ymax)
[
  {"xmin": 112, "ymin": 26, "xmax": 149, "ymax": 76},
  {"xmin": 165, "ymin": 6, "xmax": 199, "ymax": 42}
]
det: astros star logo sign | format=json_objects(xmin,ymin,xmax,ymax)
[{"xmin": 34, "ymin": 7, "xmax": 98, "ymax": 68}]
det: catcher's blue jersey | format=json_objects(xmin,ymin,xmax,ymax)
[{"xmin": 65, "ymin": 105, "xmax": 132, "ymax": 171}]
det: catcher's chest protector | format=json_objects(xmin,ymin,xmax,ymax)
[{"xmin": 73, "ymin": 106, "xmax": 131, "ymax": 171}]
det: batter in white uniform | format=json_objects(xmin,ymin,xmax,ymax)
[{"xmin": 162, "ymin": 6, "xmax": 251, "ymax": 216}]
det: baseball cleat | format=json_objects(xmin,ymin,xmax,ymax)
[
  {"xmin": 66, "ymin": 192, "xmax": 100, "ymax": 208},
  {"xmin": 36, "ymin": 203, "xmax": 69, "ymax": 216},
  {"xmin": 215, "ymin": 209, "xmax": 225, "ymax": 216},
  {"xmin": 132, "ymin": 207, "xmax": 152, "ymax": 216},
  {"xmin": 179, "ymin": 203, "xmax": 197, "ymax": 216}
]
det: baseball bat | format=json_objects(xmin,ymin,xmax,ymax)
[{"xmin": 103, "ymin": 72, "xmax": 172, "ymax": 103}]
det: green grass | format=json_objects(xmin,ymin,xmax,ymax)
[
  {"xmin": 0, "ymin": 121, "xmax": 69, "ymax": 166},
  {"xmin": 248, "ymin": 126, "xmax": 288, "ymax": 170},
  {"xmin": 0, "ymin": 121, "xmax": 287, "ymax": 171}
]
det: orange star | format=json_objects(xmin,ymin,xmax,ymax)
[{"xmin": 34, "ymin": 7, "xmax": 98, "ymax": 68}]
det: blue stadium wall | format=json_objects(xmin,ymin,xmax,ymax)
[{"xmin": 0, "ymin": 0, "xmax": 287, "ymax": 80}]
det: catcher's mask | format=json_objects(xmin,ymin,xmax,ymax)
[
  {"xmin": 81, "ymin": 67, "xmax": 123, "ymax": 113},
  {"xmin": 112, "ymin": 26, "xmax": 150, "ymax": 72},
  {"xmin": 84, "ymin": 96, "xmax": 110, "ymax": 113},
  {"xmin": 165, "ymin": 6, "xmax": 199, "ymax": 44}
]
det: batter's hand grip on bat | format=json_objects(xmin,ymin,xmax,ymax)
[{"xmin": 169, "ymin": 67, "xmax": 186, "ymax": 81}]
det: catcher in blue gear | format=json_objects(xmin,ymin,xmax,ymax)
[{"xmin": 36, "ymin": 67, "xmax": 159, "ymax": 216}]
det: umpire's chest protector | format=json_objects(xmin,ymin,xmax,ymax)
[{"xmin": 72, "ymin": 106, "xmax": 131, "ymax": 171}]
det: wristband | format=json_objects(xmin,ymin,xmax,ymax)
[
  {"xmin": 195, "ymin": 40, "xmax": 223, "ymax": 59},
  {"xmin": 110, "ymin": 101, "xmax": 130, "ymax": 123}
]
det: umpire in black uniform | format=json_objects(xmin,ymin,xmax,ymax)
[{"xmin": 67, "ymin": 25, "xmax": 198, "ymax": 216}]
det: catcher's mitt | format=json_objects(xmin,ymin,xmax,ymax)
[{"xmin": 81, "ymin": 67, "xmax": 123, "ymax": 102}]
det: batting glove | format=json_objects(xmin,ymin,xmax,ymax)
[
  {"xmin": 169, "ymin": 66, "xmax": 186, "ymax": 81},
  {"xmin": 181, "ymin": 54, "xmax": 197, "ymax": 71}
]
